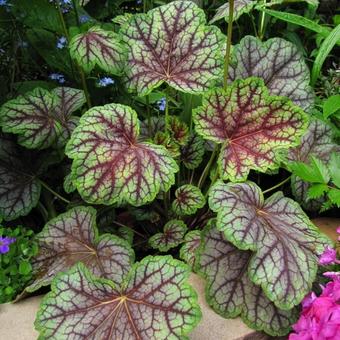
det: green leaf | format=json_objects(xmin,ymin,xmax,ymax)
[
  {"xmin": 329, "ymin": 153, "xmax": 340, "ymax": 188},
  {"xmin": 66, "ymin": 103, "xmax": 178, "ymax": 206},
  {"xmin": 258, "ymin": 8, "xmax": 330, "ymax": 39},
  {"xmin": 328, "ymin": 188, "xmax": 340, "ymax": 207},
  {"xmin": 180, "ymin": 133, "xmax": 205, "ymax": 170},
  {"xmin": 311, "ymin": 24, "xmax": 340, "ymax": 86},
  {"xmin": 323, "ymin": 94, "xmax": 340, "ymax": 118},
  {"xmin": 193, "ymin": 77, "xmax": 307, "ymax": 181},
  {"xmin": 229, "ymin": 36, "xmax": 314, "ymax": 110},
  {"xmin": 0, "ymin": 135, "xmax": 41, "ymax": 221},
  {"xmin": 307, "ymin": 183, "xmax": 329, "ymax": 199},
  {"xmin": 180, "ymin": 230, "xmax": 201, "ymax": 268},
  {"xmin": 120, "ymin": 0, "xmax": 224, "ymax": 96},
  {"xmin": 19, "ymin": 261, "xmax": 32, "ymax": 276},
  {"xmin": 172, "ymin": 185, "xmax": 205, "ymax": 216},
  {"xmin": 196, "ymin": 220, "xmax": 297, "ymax": 336},
  {"xmin": 35, "ymin": 256, "xmax": 201, "ymax": 339},
  {"xmin": 149, "ymin": 220, "xmax": 187, "ymax": 252},
  {"xmin": 209, "ymin": 181, "xmax": 331, "ymax": 309},
  {"xmin": 26, "ymin": 206, "xmax": 134, "ymax": 292},
  {"xmin": 0, "ymin": 87, "xmax": 85, "ymax": 149},
  {"xmin": 69, "ymin": 26, "xmax": 126, "ymax": 75},
  {"xmin": 210, "ymin": 0, "xmax": 256, "ymax": 24}
]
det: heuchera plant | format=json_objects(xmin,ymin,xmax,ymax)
[{"xmin": 0, "ymin": 0, "xmax": 338, "ymax": 338}]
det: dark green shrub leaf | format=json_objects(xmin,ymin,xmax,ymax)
[
  {"xmin": 0, "ymin": 135, "xmax": 41, "ymax": 221},
  {"xmin": 229, "ymin": 36, "xmax": 314, "ymax": 110},
  {"xmin": 209, "ymin": 181, "xmax": 331, "ymax": 309},
  {"xmin": 26, "ymin": 206, "xmax": 134, "ymax": 292},
  {"xmin": 35, "ymin": 256, "xmax": 201, "ymax": 339},
  {"xmin": 196, "ymin": 220, "xmax": 297, "ymax": 336},
  {"xmin": 66, "ymin": 103, "xmax": 178, "ymax": 206},
  {"xmin": 120, "ymin": 0, "xmax": 224, "ymax": 96},
  {"xmin": 0, "ymin": 87, "xmax": 86, "ymax": 149},
  {"xmin": 69, "ymin": 26, "xmax": 126, "ymax": 75},
  {"xmin": 149, "ymin": 220, "xmax": 187, "ymax": 252},
  {"xmin": 194, "ymin": 77, "xmax": 307, "ymax": 181},
  {"xmin": 172, "ymin": 184, "xmax": 205, "ymax": 216}
]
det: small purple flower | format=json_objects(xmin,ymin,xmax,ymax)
[
  {"xmin": 98, "ymin": 77, "xmax": 115, "ymax": 87},
  {"xmin": 319, "ymin": 246, "xmax": 340, "ymax": 266},
  {"xmin": 0, "ymin": 236, "xmax": 15, "ymax": 254},
  {"xmin": 337, "ymin": 226, "xmax": 340, "ymax": 241},
  {"xmin": 49, "ymin": 72, "xmax": 66, "ymax": 84},
  {"xmin": 157, "ymin": 97, "xmax": 166, "ymax": 111},
  {"xmin": 79, "ymin": 15, "xmax": 90, "ymax": 24},
  {"xmin": 56, "ymin": 36, "xmax": 67, "ymax": 49},
  {"xmin": 136, "ymin": 0, "xmax": 142, "ymax": 4}
]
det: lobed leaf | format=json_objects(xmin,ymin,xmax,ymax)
[
  {"xmin": 26, "ymin": 206, "xmax": 134, "ymax": 292},
  {"xmin": 0, "ymin": 134, "xmax": 41, "ymax": 221},
  {"xmin": 69, "ymin": 26, "xmax": 126, "ymax": 74},
  {"xmin": 149, "ymin": 220, "xmax": 187, "ymax": 252},
  {"xmin": 172, "ymin": 184, "xmax": 205, "ymax": 216},
  {"xmin": 35, "ymin": 256, "xmax": 201, "ymax": 339},
  {"xmin": 120, "ymin": 0, "xmax": 225, "ymax": 96},
  {"xmin": 180, "ymin": 133, "xmax": 205, "ymax": 169},
  {"xmin": 193, "ymin": 77, "xmax": 307, "ymax": 181},
  {"xmin": 0, "ymin": 87, "xmax": 85, "ymax": 149},
  {"xmin": 229, "ymin": 36, "xmax": 314, "ymax": 110},
  {"xmin": 180, "ymin": 230, "xmax": 201, "ymax": 268},
  {"xmin": 209, "ymin": 181, "xmax": 331, "ymax": 309},
  {"xmin": 196, "ymin": 220, "xmax": 297, "ymax": 336},
  {"xmin": 66, "ymin": 103, "xmax": 178, "ymax": 206}
]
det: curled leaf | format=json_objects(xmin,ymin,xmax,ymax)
[
  {"xmin": 149, "ymin": 220, "xmax": 187, "ymax": 252},
  {"xmin": 120, "ymin": 0, "xmax": 224, "ymax": 95},
  {"xmin": 229, "ymin": 36, "xmax": 314, "ymax": 110},
  {"xmin": 66, "ymin": 103, "xmax": 178, "ymax": 206},
  {"xmin": 196, "ymin": 220, "xmax": 297, "ymax": 336},
  {"xmin": 172, "ymin": 184, "xmax": 205, "ymax": 216},
  {"xmin": 194, "ymin": 77, "xmax": 307, "ymax": 181},
  {"xmin": 26, "ymin": 206, "xmax": 134, "ymax": 292},
  {"xmin": 35, "ymin": 256, "xmax": 201, "ymax": 339},
  {"xmin": 69, "ymin": 26, "xmax": 126, "ymax": 75},
  {"xmin": 209, "ymin": 180, "xmax": 331, "ymax": 309}
]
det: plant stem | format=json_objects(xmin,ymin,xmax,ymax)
[
  {"xmin": 223, "ymin": 0, "xmax": 235, "ymax": 90},
  {"xmin": 262, "ymin": 176, "xmax": 291, "ymax": 195},
  {"xmin": 258, "ymin": 0, "xmax": 267, "ymax": 40},
  {"xmin": 197, "ymin": 146, "xmax": 219, "ymax": 189},
  {"xmin": 146, "ymin": 95, "xmax": 151, "ymax": 136},
  {"xmin": 39, "ymin": 180, "xmax": 71, "ymax": 204},
  {"xmin": 165, "ymin": 90, "xmax": 169, "ymax": 132},
  {"xmin": 71, "ymin": 0, "xmax": 80, "ymax": 26}
]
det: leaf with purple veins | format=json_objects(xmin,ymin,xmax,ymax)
[
  {"xmin": 180, "ymin": 133, "xmax": 205, "ymax": 169},
  {"xmin": 180, "ymin": 230, "xmax": 201, "ymax": 268},
  {"xmin": 172, "ymin": 184, "xmax": 205, "ymax": 216},
  {"xmin": 120, "ymin": 0, "xmax": 225, "ymax": 96}
]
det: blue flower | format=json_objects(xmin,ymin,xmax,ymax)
[
  {"xmin": 157, "ymin": 97, "xmax": 166, "ymax": 111},
  {"xmin": 49, "ymin": 73, "xmax": 66, "ymax": 84},
  {"xmin": 98, "ymin": 77, "xmax": 115, "ymax": 87},
  {"xmin": 79, "ymin": 15, "xmax": 90, "ymax": 23},
  {"xmin": 0, "ymin": 236, "xmax": 15, "ymax": 254},
  {"xmin": 0, "ymin": 0, "xmax": 8, "ymax": 6},
  {"xmin": 136, "ymin": 0, "xmax": 142, "ymax": 4},
  {"xmin": 56, "ymin": 36, "xmax": 67, "ymax": 49}
]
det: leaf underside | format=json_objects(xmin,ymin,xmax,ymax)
[
  {"xmin": 26, "ymin": 206, "xmax": 134, "ymax": 292},
  {"xmin": 172, "ymin": 184, "xmax": 205, "ymax": 216},
  {"xmin": 229, "ymin": 36, "xmax": 315, "ymax": 110},
  {"xmin": 35, "ymin": 256, "xmax": 201, "ymax": 340},
  {"xmin": 196, "ymin": 220, "xmax": 297, "ymax": 336},
  {"xmin": 209, "ymin": 181, "xmax": 331, "ymax": 309},
  {"xmin": 194, "ymin": 77, "xmax": 307, "ymax": 181},
  {"xmin": 120, "ymin": 0, "xmax": 225, "ymax": 95},
  {"xmin": 66, "ymin": 103, "xmax": 178, "ymax": 206}
]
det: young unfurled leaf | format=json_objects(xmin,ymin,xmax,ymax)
[
  {"xmin": 209, "ymin": 181, "xmax": 331, "ymax": 309},
  {"xmin": 69, "ymin": 26, "xmax": 126, "ymax": 75},
  {"xmin": 229, "ymin": 36, "xmax": 314, "ymax": 110},
  {"xmin": 149, "ymin": 220, "xmax": 187, "ymax": 252},
  {"xmin": 210, "ymin": 0, "xmax": 256, "ymax": 24},
  {"xmin": 172, "ymin": 185, "xmax": 205, "ymax": 216},
  {"xmin": 0, "ymin": 134, "xmax": 41, "ymax": 221},
  {"xmin": 196, "ymin": 220, "xmax": 297, "ymax": 336},
  {"xmin": 180, "ymin": 230, "xmax": 201, "ymax": 268},
  {"xmin": 288, "ymin": 119, "xmax": 340, "ymax": 210},
  {"xmin": 120, "ymin": 0, "xmax": 224, "ymax": 96},
  {"xmin": 35, "ymin": 256, "xmax": 201, "ymax": 339},
  {"xmin": 0, "ymin": 87, "xmax": 85, "ymax": 149},
  {"xmin": 167, "ymin": 116, "xmax": 189, "ymax": 146},
  {"xmin": 26, "ymin": 206, "xmax": 134, "ymax": 292},
  {"xmin": 65, "ymin": 103, "xmax": 178, "ymax": 206},
  {"xmin": 180, "ymin": 133, "xmax": 205, "ymax": 169},
  {"xmin": 194, "ymin": 77, "xmax": 307, "ymax": 182}
]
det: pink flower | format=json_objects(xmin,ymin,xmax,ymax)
[
  {"xmin": 337, "ymin": 226, "xmax": 340, "ymax": 241},
  {"xmin": 319, "ymin": 246, "xmax": 340, "ymax": 265}
]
